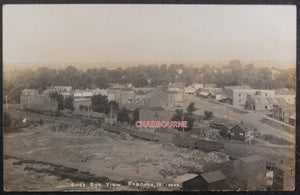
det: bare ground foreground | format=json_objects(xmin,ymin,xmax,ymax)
[
  {"xmin": 4, "ymin": 122, "xmax": 214, "ymax": 191},
  {"xmin": 4, "ymin": 98, "xmax": 295, "ymax": 191}
]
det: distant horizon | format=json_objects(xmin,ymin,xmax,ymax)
[{"xmin": 3, "ymin": 59, "xmax": 296, "ymax": 72}]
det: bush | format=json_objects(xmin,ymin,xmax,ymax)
[
  {"xmin": 204, "ymin": 111, "xmax": 213, "ymax": 120},
  {"xmin": 219, "ymin": 128, "xmax": 228, "ymax": 137}
]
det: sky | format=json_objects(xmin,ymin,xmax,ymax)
[{"xmin": 3, "ymin": 4, "xmax": 297, "ymax": 69}]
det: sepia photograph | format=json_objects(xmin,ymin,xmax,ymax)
[{"xmin": 3, "ymin": 4, "xmax": 296, "ymax": 191}]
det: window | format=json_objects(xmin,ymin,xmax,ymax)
[
  {"xmin": 239, "ymin": 93, "xmax": 241, "ymax": 96},
  {"xmin": 265, "ymin": 106, "xmax": 268, "ymax": 109}
]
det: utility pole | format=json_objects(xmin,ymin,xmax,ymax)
[
  {"xmin": 110, "ymin": 104, "xmax": 113, "ymax": 125},
  {"xmin": 182, "ymin": 112, "xmax": 185, "ymax": 132},
  {"xmin": 27, "ymin": 95, "xmax": 29, "ymax": 109}
]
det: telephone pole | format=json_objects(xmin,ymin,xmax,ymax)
[
  {"xmin": 182, "ymin": 112, "xmax": 185, "ymax": 132},
  {"xmin": 49, "ymin": 97, "xmax": 51, "ymax": 117}
]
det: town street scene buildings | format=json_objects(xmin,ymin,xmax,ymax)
[{"xmin": 3, "ymin": 4, "xmax": 296, "ymax": 192}]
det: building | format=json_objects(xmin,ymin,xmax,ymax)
[
  {"xmin": 139, "ymin": 106, "xmax": 174, "ymax": 123},
  {"xmin": 182, "ymin": 170, "xmax": 227, "ymax": 191},
  {"xmin": 272, "ymin": 165, "xmax": 294, "ymax": 190},
  {"xmin": 204, "ymin": 83, "xmax": 217, "ymax": 88},
  {"xmin": 246, "ymin": 96, "xmax": 286, "ymax": 111},
  {"xmin": 167, "ymin": 82, "xmax": 184, "ymax": 93},
  {"xmin": 277, "ymin": 95, "xmax": 295, "ymax": 105},
  {"xmin": 107, "ymin": 88, "xmax": 121, "ymax": 103},
  {"xmin": 135, "ymin": 91, "xmax": 147, "ymax": 104},
  {"xmin": 73, "ymin": 98, "xmax": 92, "ymax": 111},
  {"xmin": 222, "ymin": 86, "xmax": 252, "ymax": 106},
  {"xmin": 173, "ymin": 91, "xmax": 183, "ymax": 103},
  {"xmin": 194, "ymin": 83, "xmax": 204, "ymax": 90},
  {"xmin": 73, "ymin": 89, "xmax": 93, "ymax": 99},
  {"xmin": 20, "ymin": 89, "xmax": 58, "ymax": 114},
  {"xmin": 53, "ymin": 86, "xmax": 72, "ymax": 97},
  {"xmin": 145, "ymin": 89, "xmax": 176, "ymax": 110},
  {"xmin": 132, "ymin": 87, "xmax": 154, "ymax": 94},
  {"xmin": 229, "ymin": 122, "xmax": 256, "ymax": 144},
  {"xmin": 92, "ymin": 88, "xmax": 108, "ymax": 96},
  {"xmin": 21, "ymin": 89, "xmax": 39, "ymax": 96},
  {"xmin": 224, "ymin": 88, "xmax": 275, "ymax": 107},
  {"xmin": 184, "ymin": 86, "xmax": 195, "ymax": 94},
  {"xmin": 289, "ymin": 114, "xmax": 296, "ymax": 126},
  {"xmin": 272, "ymin": 104, "xmax": 295, "ymax": 124},
  {"xmin": 233, "ymin": 155, "xmax": 266, "ymax": 190},
  {"xmin": 120, "ymin": 88, "xmax": 136, "ymax": 104},
  {"xmin": 198, "ymin": 92, "xmax": 214, "ymax": 99}
]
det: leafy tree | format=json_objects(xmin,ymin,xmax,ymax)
[
  {"xmin": 186, "ymin": 102, "xmax": 197, "ymax": 114},
  {"xmin": 219, "ymin": 127, "xmax": 228, "ymax": 137},
  {"xmin": 171, "ymin": 109, "xmax": 194, "ymax": 131},
  {"xmin": 117, "ymin": 108, "xmax": 131, "ymax": 123},
  {"xmin": 91, "ymin": 95, "xmax": 118, "ymax": 114},
  {"xmin": 49, "ymin": 92, "xmax": 64, "ymax": 110},
  {"xmin": 95, "ymin": 77, "xmax": 109, "ymax": 89},
  {"xmin": 91, "ymin": 95, "xmax": 109, "ymax": 113},
  {"xmin": 204, "ymin": 110, "xmax": 213, "ymax": 120},
  {"xmin": 64, "ymin": 96, "xmax": 74, "ymax": 110},
  {"xmin": 3, "ymin": 62, "xmax": 297, "ymax": 105}
]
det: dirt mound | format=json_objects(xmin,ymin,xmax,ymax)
[
  {"xmin": 49, "ymin": 121, "xmax": 108, "ymax": 137},
  {"xmin": 204, "ymin": 151, "xmax": 230, "ymax": 163},
  {"xmin": 162, "ymin": 142, "xmax": 177, "ymax": 151}
]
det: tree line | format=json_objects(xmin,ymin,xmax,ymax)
[{"xmin": 4, "ymin": 60, "xmax": 295, "ymax": 103}]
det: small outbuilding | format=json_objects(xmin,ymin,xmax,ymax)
[
  {"xmin": 182, "ymin": 170, "xmax": 227, "ymax": 191},
  {"xmin": 272, "ymin": 165, "xmax": 294, "ymax": 190}
]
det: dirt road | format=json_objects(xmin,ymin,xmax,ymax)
[{"xmin": 183, "ymin": 94, "xmax": 295, "ymax": 143}]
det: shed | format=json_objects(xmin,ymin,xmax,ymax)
[
  {"xmin": 182, "ymin": 170, "xmax": 227, "ymax": 191},
  {"xmin": 233, "ymin": 155, "xmax": 266, "ymax": 190},
  {"xmin": 272, "ymin": 165, "xmax": 294, "ymax": 190},
  {"xmin": 288, "ymin": 114, "xmax": 296, "ymax": 126}
]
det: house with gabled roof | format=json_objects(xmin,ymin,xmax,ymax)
[
  {"xmin": 229, "ymin": 121, "xmax": 256, "ymax": 144},
  {"xmin": 182, "ymin": 170, "xmax": 227, "ymax": 191}
]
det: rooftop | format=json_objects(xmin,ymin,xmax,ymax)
[
  {"xmin": 173, "ymin": 173, "xmax": 198, "ymax": 183},
  {"xmin": 136, "ymin": 91, "xmax": 146, "ymax": 95},
  {"xmin": 121, "ymin": 87, "xmax": 134, "ymax": 91},
  {"xmin": 150, "ymin": 107, "xmax": 165, "ymax": 111},
  {"xmin": 22, "ymin": 89, "xmax": 38, "ymax": 93},
  {"xmin": 254, "ymin": 97, "xmax": 286, "ymax": 105},
  {"xmin": 289, "ymin": 113, "xmax": 296, "ymax": 120},
  {"xmin": 231, "ymin": 123, "xmax": 256, "ymax": 132},
  {"xmin": 224, "ymin": 85, "xmax": 252, "ymax": 90},
  {"xmin": 201, "ymin": 170, "xmax": 226, "ymax": 183}
]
